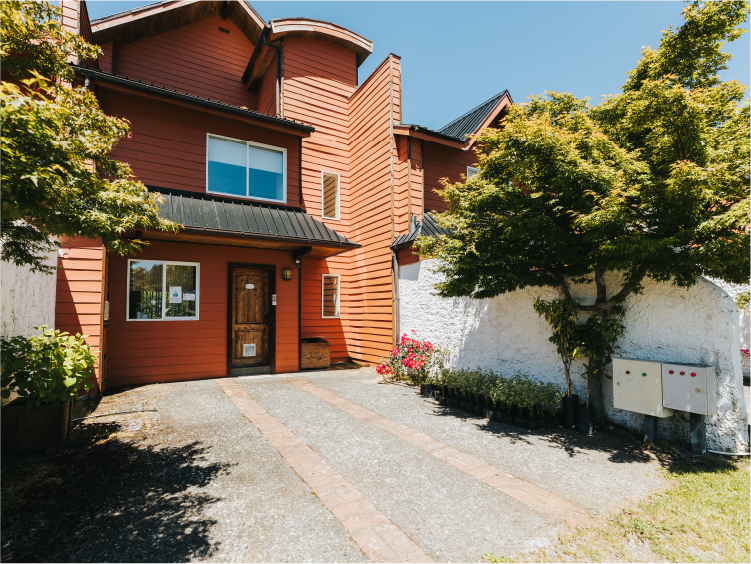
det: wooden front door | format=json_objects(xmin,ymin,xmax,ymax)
[{"xmin": 231, "ymin": 269, "xmax": 270, "ymax": 371}]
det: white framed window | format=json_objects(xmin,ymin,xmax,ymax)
[
  {"xmin": 467, "ymin": 166, "xmax": 480, "ymax": 179},
  {"xmin": 322, "ymin": 274, "xmax": 340, "ymax": 318},
  {"xmin": 321, "ymin": 171, "xmax": 340, "ymax": 220},
  {"xmin": 127, "ymin": 260, "xmax": 200, "ymax": 321},
  {"xmin": 207, "ymin": 133, "xmax": 287, "ymax": 203}
]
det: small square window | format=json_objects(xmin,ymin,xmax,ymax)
[
  {"xmin": 322, "ymin": 172, "xmax": 340, "ymax": 220},
  {"xmin": 128, "ymin": 260, "xmax": 199, "ymax": 321},
  {"xmin": 467, "ymin": 166, "xmax": 480, "ymax": 179},
  {"xmin": 322, "ymin": 274, "xmax": 340, "ymax": 318}
]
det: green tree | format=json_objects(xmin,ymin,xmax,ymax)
[
  {"xmin": 1, "ymin": 1, "xmax": 177, "ymax": 273},
  {"xmin": 417, "ymin": 1, "xmax": 750, "ymax": 419}
]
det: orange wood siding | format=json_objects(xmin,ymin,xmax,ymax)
[
  {"xmin": 55, "ymin": 238, "xmax": 105, "ymax": 393},
  {"xmin": 98, "ymin": 41, "xmax": 113, "ymax": 73},
  {"xmin": 282, "ymin": 37, "xmax": 358, "ymax": 363},
  {"xmin": 106, "ymin": 241, "xmax": 299, "ymax": 387},
  {"xmin": 98, "ymin": 89, "xmax": 302, "ymax": 207},
  {"xmin": 346, "ymin": 55, "xmax": 401, "ymax": 363},
  {"xmin": 111, "ymin": 15, "xmax": 258, "ymax": 110},
  {"xmin": 258, "ymin": 52, "xmax": 278, "ymax": 117},
  {"xmin": 423, "ymin": 143, "xmax": 480, "ymax": 213}
]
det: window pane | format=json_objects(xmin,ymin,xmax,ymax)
[
  {"xmin": 323, "ymin": 275, "xmax": 339, "ymax": 317},
  {"xmin": 323, "ymin": 173, "xmax": 338, "ymax": 219},
  {"xmin": 165, "ymin": 264, "xmax": 197, "ymax": 318},
  {"xmin": 208, "ymin": 137, "xmax": 247, "ymax": 196},
  {"xmin": 248, "ymin": 145, "xmax": 284, "ymax": 201},
  {"xmin": 129, "ymin": 261, "xmax": 163, "ymax": 320}
]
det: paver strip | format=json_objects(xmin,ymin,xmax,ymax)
[
  {"xmin": 286, "ymin": 376, "xmax": 595, "ymax": 528},
  {"xmin": 216, "ymin": 378, "xmax": 434, "ymax": 563}
]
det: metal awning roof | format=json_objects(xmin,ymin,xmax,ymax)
[
  {"xmin": 392, "ymin": 213, "xmax": 449, "ymax": 249},
  {"xmin": 151, "ymin": 189, "xmax": 359, "ymax": 252}
]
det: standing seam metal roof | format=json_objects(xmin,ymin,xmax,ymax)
[
  {"xmin": 391, "ymin": 213, "xmax": 449, "ymax": 248},
  {"xmin": 437, "ymin": 90, "xmax": 509, "ymax": 140},
  {"xmin": 152, "ymin": 189, "xmax": 358, "ymax": 247}
]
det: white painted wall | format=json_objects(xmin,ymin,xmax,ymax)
[
  {"xmin": 399, "ymin": 260, "xmax": 749, "ymax": 452},
  {"xmin": 1, "ymin": 251, "xmax": 58, "ymax": 405},
  {"xmin": 707, "ymin": 278, "xmax": 750, "ymax": 377}
]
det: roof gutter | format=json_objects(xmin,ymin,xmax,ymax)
[{"xmin": 73, "ymin": 66, "xmax": 313, "ymax": 134}]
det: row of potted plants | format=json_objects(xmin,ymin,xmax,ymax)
[{"xmin": 421, "ymin": 368, "xmax": 565, "ymax": 430}]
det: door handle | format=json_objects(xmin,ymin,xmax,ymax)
[{"xmin": 264, "ymin": 314, "xmax": 269, "ymax": 324}]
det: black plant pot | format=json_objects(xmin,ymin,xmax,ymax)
[
  {"xmin": 473, "ymin": 404, "xmax": 482, "ymax": 417},
  {"xmin": 562, "ymin": 394, "xmax": 579, "ymax": 429},
  {"xmin": 495, "ymin": 410, "xmax": 507, "ymax": 423},
  {"xmin": 483, "ymin": 407, "xmax": 495, "ymax": 420},
  {"xmin": 577, "ymin": 404, "xmax": 595, "ymax": 435},
  {"xmin": 459, "ymin": 400, "xmax": 467, "ymax": 412},
  {"xmin": 420, "ymin": 384, "xmax": 425, "ymax": 396},
  {"xmin": 505, "ymin": 414, "xmax": 516, "ymax": 426},
  {"xmin": 426, "ymin": 384, "xmax": 434, "ymax": 398},
  {"xmin": 439, "ymin": 394, "xmax": 447, "ymax": 406},
  {"xmin": 514, "ymin": 415, "xmax": 526, "ymax": 427},
  {"xmin": 528, "ymin": 418, "xmax": 540, "ymax": 431}
]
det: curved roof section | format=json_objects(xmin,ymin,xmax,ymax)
[
  {"xmin": 437, "ymin": 90, "xmax": 511, "ymax": 140},
  {"xmin": 269, "ymin": 18, "xmax": 373, "ymax": 67},
  {"xmin": 90, "ymin": 0, "xmax": 265, "ymax": 46}
]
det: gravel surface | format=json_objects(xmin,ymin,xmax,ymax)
[
  {"xmin": 238, "ymin": 375, "xmax": 563, "ymax": 562},
  {"xmin": 297, "ymin": 370, "xmax": 666, "ymax": 515},
  {"xmin": 1, "ymin": 379, "xmax": 364, "ymax": 563},
  {"xmin": 2, "ymin": 368, "xmax": 672, "ymax": 563}
]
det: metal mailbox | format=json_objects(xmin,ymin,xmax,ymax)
[
  {"xmin": 661, "ymin": 363, "xmax": 717, "ymax": 415},
  {"xmin": 612, "ymin": 358, "xmax": 673, "ymax": 417}
]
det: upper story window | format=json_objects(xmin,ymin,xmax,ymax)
[
  {"xmin": 322, "ymin": 172, "xmax": 340, "ymax": 220},
  {"xmin": 207, "ymin": 134, "xmax": 286, "ymax": 203},
  {"xmin": 467, "ymin": 166, "xmax": 480, "ymax": 179}
]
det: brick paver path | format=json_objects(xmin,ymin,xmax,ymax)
[
  {"xmin": 217, "ymin": 379, "xmax": 433, "ymax": 563},
  {"xmin": 285, "ymin": 376, "xmax": 594, "ymax": 528}
]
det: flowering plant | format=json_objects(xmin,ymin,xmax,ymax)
[
  {"xmin": 376, "ymin": 331, "xmax": 444, "ymax": 384},
  {"xmin": 741, "ymin": 349, "xmax": 750, "ymax": 358}
]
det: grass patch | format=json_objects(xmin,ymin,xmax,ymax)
[{"xmin": 525, "ymin": 455, "xmax": 750, "ymax": 563}]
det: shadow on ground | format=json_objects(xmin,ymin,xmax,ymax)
[{"xmin": 1, "ymin": 417, "xmax": 232, "ymax": 563}]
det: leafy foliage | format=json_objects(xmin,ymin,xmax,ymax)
[
  {"xmin": 1, "ymin": 326, "xmax": 97, "ymax": 406},
  {"xmin": 437, "ymin": 367, "xmax": 564, "ymax": 418},
  {"xmin": 1, "ymin": 1, "xmax": 177, "ymax": 272},
  {"xmin": 533, "ymin": 297, "xmax": 581, "ymax": 396},
  {"xmin": 735, "ymin": 291, "xmax": 750, "ymax": 312}
]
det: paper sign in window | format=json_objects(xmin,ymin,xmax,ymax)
[
  {"xmin": 169, "ymin": 286, "xmax": 182, "ymax": 303},
  {"xmin": 183, "ymin": 293, "xmax": 196, "ymax": 301}
]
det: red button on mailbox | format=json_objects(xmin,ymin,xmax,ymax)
[
  {"xmin": 625, "ymin": 371, "xmax": 630, "ymax": 374},
  {"xmin": 691, "ymin": 373, "xmax": 696, "ymax": 377},
  {"xmin": 680, "ymin": 371, "xmax": 685, "ymax": 375},
  {"xmin": 669, "ymin": 370, "xmax": 674, "ymax": 374}
]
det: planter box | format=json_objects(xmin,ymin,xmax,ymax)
[
  {"xmin": 1, "ymin": 400, "xmax": 72, "ymax": 454},
  {"xmin": 301, "ymin": 338, "xmax": 330, "ymax": 370}
]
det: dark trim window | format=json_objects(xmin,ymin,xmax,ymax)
[
  {"xmin": 207, "ymin": 134, "xmax": 287, "ymax": 203},
  {"xmin": 322, "ymin": 274, "xmax": 340, "ymax": 318},
  {"xmin": 322, "ymin": 171, "xmax": 340, "ymax": 220},
  {"xmin": 127, "ymin": 260, "xmax": 200, "ymax": 321},
  {"xmin": 467, "ymin": 166, "xmax": 480, "ymax": 179}
]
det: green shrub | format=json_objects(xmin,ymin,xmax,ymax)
[
  {"xmin": 1, "ymin": 326, "xmax": 97, "ymax": 406},
  {"xmin": 436, "ymin": 367, "xmax": 564, "ymax": 418}
]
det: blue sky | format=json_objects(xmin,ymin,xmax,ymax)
[{"xmin": 84, "ymin": 1, "xmax": 750, "ymax": 130}]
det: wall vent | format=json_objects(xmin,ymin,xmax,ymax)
[
  {"xmin": 219, "ymin": 27, "xmax": 229, "ymax": 34},
  {"xmin": 243, "ymin": 344, "xmax": 256, "ymax": 357}
]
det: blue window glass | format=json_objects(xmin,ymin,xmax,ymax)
[
  {"xmin": 248, "ymin": 145, "xmax": 284, "ymax": 201},
  {"xmin": 207, "ymin": 135, "xmax": 285, "ymax": 202},
  {"xmin": 208, "ymin": 137, "xmax": 247, "ymax": 197}
]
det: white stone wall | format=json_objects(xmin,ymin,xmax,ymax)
[
  {"xmin": 399, "ymin": 260, "xmax": 748, "ymax": 452},
  {"xmin": 706, "ymin": 278, "xmax": 750, "ymax": 377}
]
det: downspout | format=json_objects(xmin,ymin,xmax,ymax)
[
  {"xmin": 420, "ymin": 139, "xmax": 425, "ymax": 220},
  {"xmin": 407, "ymin": 137, "xmax": 412, "ymax": 225},
  {"xmin": 393, "ymin": 250, "xmax": 400, "ymax": 346}
]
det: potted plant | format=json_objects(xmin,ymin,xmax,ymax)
[{"xmin": 1, "ymin": 326, "xmax": 96, "ymax": 454}]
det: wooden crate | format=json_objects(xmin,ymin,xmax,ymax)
[
  {"xmin": 301, "ymin": 338, "xmax": 330, "ymax": 370},
  {"xmin": 1, "ymin": 400, "xmax": 72, "ymax": 454}
]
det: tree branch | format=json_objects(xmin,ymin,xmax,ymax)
[{"xmin": 594, "ymin": 270, "xmax": 607, "ymax": 306}]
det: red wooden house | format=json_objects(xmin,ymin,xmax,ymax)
[{"xmin": 57, "ymin": 0, "xmax": 512, "ymax": 391}]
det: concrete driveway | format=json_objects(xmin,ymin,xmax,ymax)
[{"xmin": 1, "ymin": 368, "xmax": 669, "ymax": 563}]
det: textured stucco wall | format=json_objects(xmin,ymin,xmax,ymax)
[
  {"xmin": 399, "ymin": 260, "xmax": 748, "ymax": 452},
  {"xmin": 707, "ymin": 278, "xmax": 750, "ymax": 377},
  {"xmin": 1, "ymin": 251, "xmax": 57, "ymax": 338}
]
